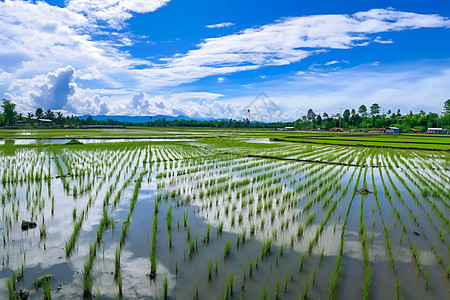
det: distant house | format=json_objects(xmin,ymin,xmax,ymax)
[
  {"xmin": 386, "ymin": 127, "xmax": 400, "ymax": 134},
  {"xmin": 317, "ymin": 127, "xmax": 329, "ymax": 131},
  {"xmin": 331, "ymin": 127, "xmax": 343, "ymax": 132},
  {"xmin": 426, "ymin": 128, "xmax": 449, "ymax": 134},
  {"xmin": 38, "ymin": 119, "xmax": 53, "ymax": 126},
  {"xmin": 411, "ymin": 128, "xmax": 422, "ymax": 133},
  {"xmin": 284, "ymin": 127, "xmax": 294, "ymax": 131},
  {"xmin": 15, "ymin": 120, "xmax": 27, "ymax": 127}
]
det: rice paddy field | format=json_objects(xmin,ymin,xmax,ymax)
[{"xmin": 0, "ymin": 134, "xmax": 449, "ymax": 299}]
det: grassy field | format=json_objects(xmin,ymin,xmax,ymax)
[{"xmin": 1, "ymin": 127, "xmax": 449, "ymax": 150}]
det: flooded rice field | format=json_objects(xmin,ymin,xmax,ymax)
[{"xmin": 0, "ymin": 141, "xmax": 449, "ymax": 299}]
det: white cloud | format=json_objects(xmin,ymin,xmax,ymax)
[
  {"xmin": 1, "ymin": 3, "xmax": 449, "ymax": 118},
  {"xmin": 67, "ymin": 0, "xmax": 171, "ymax": 29},
  {"xmin": 324, "ymin": 61, "xmax": 340, "ymax": 66},
  {"xmin": 30, "ymin": 65, "xmax": 77, "ymax": 110},
  {"xmin": 140, "ymin": 8, "xmax": 450, "ymax": 87},
  {"xmin": 217, "ymin": 77, "xmax": 225, "ymax": 83},
  {"xmin": 206, "ymin": 22, "xmax": 235, "ymax": 29}
]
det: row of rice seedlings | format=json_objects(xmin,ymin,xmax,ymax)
[
  {"xmin": 119, "ymin": 171, "xmax": 148, "ymax": 246},
  {"xmin": 379, "ymin": 157, "xmax": 435, "ymax": 279},
  {"xmin": 328, "ymin": 166, "xmax": 363, "ymax": 299},
  {"xmin": 359, "ymin": 168, "xmax": 372, "ymax": 300},
  {"xmin": 149, "ymin": 199, "xmax": 158, "ymax": 279}
]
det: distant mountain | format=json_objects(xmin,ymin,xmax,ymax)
[{"xmin": 76, "ymin": 114, "xmax": 228, "ymax": 123}]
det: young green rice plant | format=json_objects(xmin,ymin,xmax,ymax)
[
  {"xmin": 297, "ymin": 224, "xmax": 304, "ymax": 238},
  {"xmin": 249, "ymin": 258, "xmax": 253, "ymax": 277},
  {"xmin": 166, "ymin": 205, "xmax": 172, "ymax": 231},
  {"xmin": 163, "ymin": 275, "xmax": 169, "ymax": 299},
  {"xmin": 193, "ymin": 281, "xmax": 199, "ymax": 300},
  {"xmin": 204, "ymin": 224, "xmax": 211, "ymax": 243},
  {"xmin": 6, "ymin": 272, "xmax": 18, "ymax": 300},
  {"xmin": 42, "ymin": 276, "xmax": 51, "ymax": 300},
  {"xmin": 207, "ymin": 258, "xmax": 213, "ymax": 280},
  {"xmin": 188, "ymin": 240, "xmax": 195, "ymax": 257},
  {"xmin": 224, "ymin": 240, "xmax": 232, "ymax": 259},
  {"xmin": 114, "ymin": 247, "xmax": 121, "ymax": 279},
  {"xmin": 40, "ymin": 223, "xmax": 47, "ymax": 238},
  {"xmin": 215, "ymin": 258, "xmax": 219, "ymax": 276},
  {"xmin": 302, "ymin": 280, "xmax": 310, "ymax": 300},
  {"xmin": 82, "ymin": 272, "xmax": 93, "ymax": 298},
  {"xmin": 276, "ymin": 279, "xmax": 281, "ymax": 300},
  {"xmin": 226, "ymin": 272, "xmax": 234, "ymax": 296},
  {"xmin": 150, "ymin": 213, "xmax": 158, "ymax": 278},
  {"xmin": 217, "ymin": 221, "xmax": 224, "ymax": 234},
  {"xmin": 425, "ymin": 271, "xmax": 430, "ymax": 289},
  {"xmin": 260, "ymin": 285, "xmax": 270, "ymax": 300},
  {"xmin": 363, "ymin": 267, "xmax": 371, "ymax": 300},
  {"xmin": 317, "ymin": 249, "xmax": 324, "ymax": 267},
  {"xmin": 186, "ymin": 226, "xmax": 191, "ymax": 241},
  {"xmin": 299, "ymin": 253, "xmax": 305, "ymax": 272},
  {"xmin": 261, "ymin": 239, "xmax": 272, "ymax": 257},
  {"xmin": 117, "ymin": 268, "xmax": 123, "ymax": 297},
  {"xmin": 396, "ymin": 276, "xmax": 401, "ymax": 300},
  {"xmin": 306, "ymin": 212, "xmax": 316, "ymax": 226}
]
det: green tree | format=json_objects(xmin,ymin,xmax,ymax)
[
  {"xmin": 44, "ymin": 109, "xmax": 55, "ymax": 120},
  {"xmin": 370, "ymin": 103, "xmax": 380, "ymax": 116},
  {"xmin": 343, "ymin": 109, "xmax": 350, "ymax": 122},
  {"xmin": 358, "ymin": 105, "xmax": 367, "ymax": 117},
  {"xmin": 1, "ymin": 99, "xmax": 17, "ymax": 126},
  {"xmin": 444, "ymin": 99, "xmax": 450, "ymax": 115},
  {"xmin": 35, "ymin": 108, "xmax": 44, "ymax": 119}
]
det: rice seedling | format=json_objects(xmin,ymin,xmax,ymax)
[
  {"xmin": 260, "ymin": 285, "xmax": 270, "ymax": 300},
  {"xmin": 425, "ymin": 271, "xmax": 430, "ymax": 289},
  {"xmin": 226, "ymin": 272, "xmax": 234, "ymax": 296},
  {"xmin": 150, "ymin": 213, "xmax": 158, "ymax": 278},
  {"xmin": 163, "ymin": 275, "xmax": 169, "ymax": 299},
  {"xmin": 215, "ymin": 258, "xmax": 219, "ymax": 275},
  {"xmin": 207, "ymin": 258, "xmax": 213, "ymax": 280},
  {"xmin": 261, "ymin": 239, "xmax": 272, "ymax": 257},
  {"xmin": 299, "ymin": 253, "xmax": 305, "ymax": 272},
  {"xmin": 396, "ymin": 276, "xmax": 401, "ymax": 300},
  {"xmin": 6, "ymin": 272, "xmax": 18, "ymax": 300},
  {"xmin": 193, "ymin": 281, "xmax": 199, "ymax": 300},
  {"xmin": 319, "ymin": 248, "xmax": 324, "ymax": 266},
  {"xmin": 276, "ymin": 279, "xmax": 281, "ymax": 299},
  {"xmin": 224, "ymin": 240, "xmax": 232, "ymax": 259},
  {"xmin": 114, "ymin": 247, "xmax": 121, "ymax": 279},
  {"xmin": 217, "ymin": 221, "xmax": 224, "ymax": 234}
]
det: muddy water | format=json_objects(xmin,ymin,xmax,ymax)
[{"xmin": 0, "ymin": 145, "xmax": 449, "ymax": 299}]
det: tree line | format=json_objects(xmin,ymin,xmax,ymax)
[
  {"xmin": 1, "ymin": 98, "xmax": 449, "ymax": 131},
  {"xmin": 294, "ymin": 101, "xmax": 450, "ymax": 132}
]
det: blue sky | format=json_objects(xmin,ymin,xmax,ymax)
[{"xmin": 0, "ymin": 0, "xmax": 449, "ymax": 120}]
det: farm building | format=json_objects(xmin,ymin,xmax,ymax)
[
  {"xmin": 426, "ymin": 128, "xmax": 450, "ymax": 134},
  {"xmin": 385, "ymin": 127, "xmax": 400, "ymax": 134},
  {"xmin": 38, "ymin": 119, "xmax": 53, "ymax": 126},
  {"xmin": 331, "ymin": 127, "xmax": 343, "ymax": 132},
  {"xmin": 411, "ymin": 128, "xmax": 422, "ymax": 133},
  {"xmin": 15, "ymin": 120, "xmax": 27, "ymax": 127}
]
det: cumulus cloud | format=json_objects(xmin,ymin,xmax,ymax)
[
  {"xmin": 30, "ymin": 66, "xmax": 77, "ymax": 110},
  {"xmin": 1, "ymin": 3, "xmax": 449, "ymax": 118},
  {"xmin": 206, "ymin": 22, "xmax": 235, "ymax": 29}
]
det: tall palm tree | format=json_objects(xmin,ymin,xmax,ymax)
[{"xmin": 44, "ymin": 109, "xmax": 55, "ymax": 120}]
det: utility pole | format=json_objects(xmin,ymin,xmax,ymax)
[{"xmin": 338, "ymin": 107, "xmax": 342, "ymax": 135}]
